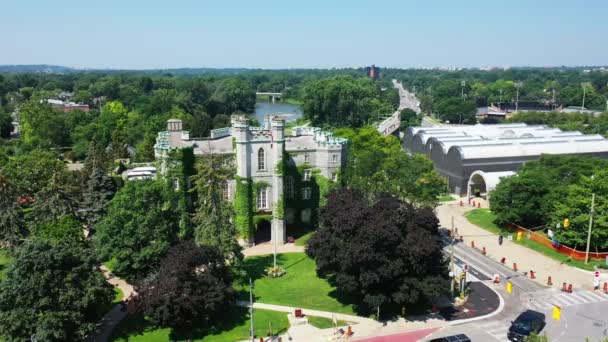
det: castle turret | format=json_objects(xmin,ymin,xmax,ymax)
[
  {"xmin": 232, "ymin": 115, "xmax": 250, "ymax": 178},
  {"xmin": 271, "ymin": 116, "xmax": 286, "ymax": 244}
]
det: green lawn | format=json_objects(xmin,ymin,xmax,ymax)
[
  {"xmin": 113, "ymin": 287, "xmax": 124, "ymax": 304},
  {"xmin": 0, "ymin": 249, "xmax": 12, "ymax": 281},
  {"xmin": 307, "ymin": 316, "xmax": 349, "ymax": 329},
  {"xmin": 465, "ymin": 209, "xmax": 605, "ymax": 271},
  {"xmin": 438, "ymin": 195, "xmax": 455, "ymax": 202},
  {"xmin": 236, "ymin": 253, "xmax": 356, "ymax": 315},
  {"xmin": 111, "ymin": 308, "xmax": 289, "ymax": 342},
  {"xmin": 295, "ymin": 231, "xmax": 314, "ymax": 246},
  {"xmin": 104, "ymin": 257, "xmax": 118, "ymax": 272}
]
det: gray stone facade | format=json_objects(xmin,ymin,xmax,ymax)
[{"xmin": 154, "ymin": 115, "xmax": 347, "ymax": 245}]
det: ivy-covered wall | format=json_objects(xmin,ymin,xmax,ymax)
[
  {"xmin": 283, "ymin": 154, "xmax": 337, "ymax": 232},
  {"xmin": 234, "ymin": 176, "xmax": 253, "ymax": 240},
  {"xmin": 166, "ymin": 147, "xmax": 196, "ymax": 239}
]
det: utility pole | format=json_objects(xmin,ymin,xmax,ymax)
[
  {"xmin": 585, "ymin": 192, "xmax": 595, "ymax": 264},
  {"xmin": 515, "ymin": 82, "xmax": 522, "ymax": 112},
  {"xmin": 582, "ymin": 83, "xmax": 587, "ymax": 110},
  {"xmin": 249, "ymin": 278, "xmax": 255, "ymax": 342},
  {"xmin": 461, "ymin": 80, "xmax": 466, "ymax": 100},
  {"xmin": 450, "ymin": 216, "xmax": 455, "ymax": 298},
  {"xmin": 273, "ymin": 222, "xmax": 277, "ymax": 271}
]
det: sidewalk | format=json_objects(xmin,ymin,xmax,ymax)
[
  {"xmin": 437, "ymin": 202, "xmax": 607, "ymax": 291},
  {"xmin": 243, "ymin": 242, "xmax": 305, "ymax": 257},
  {"xmin": 93, "ymin": 266, "xmax": 135, "ymax": 342},
  {"xmin": 236, "ymin": 301, "xmax": 447, "ymax": 342}
]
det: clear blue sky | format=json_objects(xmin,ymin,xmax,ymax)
[{"xmin": 2, "ymin": 0, "xmax": 607, "ymax": 69}]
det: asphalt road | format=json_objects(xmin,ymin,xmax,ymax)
[
  {"xmin": 392, "ymin": 79, "xmax": 421, "ymax": 113},
  {"xmin": 437, "ymin": 232, "xmax": 608, "ymax": 341}
]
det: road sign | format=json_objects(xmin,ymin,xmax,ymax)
[{"xmin": 552, "ymin": 306, "xmax": 561, "ymax": 321}]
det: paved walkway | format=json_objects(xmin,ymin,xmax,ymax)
[
  {"xmin": 437, "ymin": 201, "xmax": 607, "ymax": 291},
  {"xmin": 243, "ymin": 242, "xmax": 305, "ymax": 257},
  {"xmin": 92, "ymin": 266, "xmax": 135, "ymax": 342},
  {"xmin": 236, "ymin": 301, "xmax": 447, "ymax": 342}
]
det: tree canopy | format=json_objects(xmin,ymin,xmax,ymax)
[
  {"xmin": 490, "ymin": 154, "xmax": 608, "ymax": 250},
  {"xmin": 94, "ymin": 179, "xmax": 179, "ymax": 280},
  {"xmin": 306, "ymin": 189, "xmax": 449, "ymax": 316},
  {"xmin": 0, "ymin": 240, "xmax": 113, "ymax": 341},
  {"xmin": 137, "ymin": 240, "xmax": 235, "ymax": 330},
  {"xmin": 334, "ymin": 127, "xmax": 445, "ymax": 205}
]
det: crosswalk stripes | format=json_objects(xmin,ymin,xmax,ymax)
[
  {"xmin": 527, "ymin": 290, "xmax": 608, "ymax": 311},
  {"xmin": 475, "ymin": 320, "xmax": 511, "ymax": 341}
]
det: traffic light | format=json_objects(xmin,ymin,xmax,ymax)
[{"xmin": 498, "ymin": 235, "xmax": 503, "ymax": 245}]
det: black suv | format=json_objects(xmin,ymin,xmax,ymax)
[{"xmin": 507, "ymin": 310, "xmax": 546, "ymax": 341}]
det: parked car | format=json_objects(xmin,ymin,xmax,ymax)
[
  {"xmin": 507, "ymin": 310, "xmax": 546, "ymax": 341},
  {"xmin": 428, "ymin": 334, "xmax": 471, "ymax": 342}
]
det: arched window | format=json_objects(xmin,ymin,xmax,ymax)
[{"xmin": 258, "ymin": 148, "xmax": 265, "ymax": 170}]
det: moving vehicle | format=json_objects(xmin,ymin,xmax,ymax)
[{"xmin": 507, "ymin": 310, "xmax": 546, "ymax": 341}]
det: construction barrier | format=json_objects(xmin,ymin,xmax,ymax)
[
  {"xmin": 603, "ymin": 282, "xmax": 607, "ymax": 293},
  {"xmin": 471, "ymin": 241, "xmax": 475, "ymax": 248},
  {"xmin": 482, "ymin": 247, "xmax": 486, "ymax": 255},
  {"xmin": 547, "ymin": 276, "xmax": 553, "ymax": 286},
  {"xmin": 500, "ymin": 257, "xmax": 506, "ymax": 264},
  {"xmin": 513, "ymin": 263, "xmax": 517, "ymax": 272},
  {"xmin": 530, "ymin": 270, "xmax": 535, "ymax": 279}
]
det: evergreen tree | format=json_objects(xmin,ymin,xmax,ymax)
[
  {"xmin": 191, "ymin": 155, "xmax": 242, "ymax": 263},
  {"xmin": 28, "ymin": 169, "xmax": 78, "ymax": 226},
  {"xmin": 0, "ymin": 172, "xmax": 25, "ymax": 247},
  {"xmin": 81, "ymin": 168, "xmax": 116, "ymax": 232},
  {"xmin": 83, "ymin": 138, "xmax": 110, "ymax": 175}
]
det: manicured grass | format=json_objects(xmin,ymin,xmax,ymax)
[
  {"xmin": 438, "ymin": 195, "xmax": 455, "ymax": 202},
  {"xmin": 284, "ymin": 98, "xmax": 303, "ymax": 105},
  {"xmin": 113, "ymin": 287, "xmax": 124, "ymax": 304},
  {"xmin": 0, "ymin": 249, "xmax": 12, "ymax": 281},
  {"xmin": 104, "ymin": 257, "xmax": 118, "ymax": 272},
  {"xmin": 295, "ymin": 231, "xmax": 314, "ymax": 246},
  {"xmin": 111, "ymin": 308, "xmax": 289, "ymax": 342},
  {"xmin": 465, "ymin": 209, "xmax": 605, "ymax": 271},
  {"xmin": 236, "ymin": 253, "xmax": 356, "ymax": 315},
  {"xmin": 307, "ymin": 316, "xmax": 349, "ymax": 329}
]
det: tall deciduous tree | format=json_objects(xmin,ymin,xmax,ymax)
[
  {"xmin": 306, "ymin": 189, "xmax": 449, "ymax": 316},
  {"xmin": 137, "ymin": 241, "xmax": 235, "ymax": 330},
  {"xmin": 0, "ymin": 240, "xmax": 113, "ymax": 341},
  {"xmin": 94, "ymin": 180, "xmax": 179, "ymax": 280},
  {"xmin": 334, "ymin": 127, "xmax": 445, "ymax": 205},
  {"xmin": 191, "ymin": 155, "xmax": 242, "ymax": 263}
]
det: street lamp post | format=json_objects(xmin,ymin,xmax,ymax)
[{"xmin": 449, "ymin": 216, "xmax": 455, "ymax": 298}]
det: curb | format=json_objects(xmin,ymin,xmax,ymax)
[{"xmin": 448, "ymin": 281, "xmax": 505, "ymax": 326}]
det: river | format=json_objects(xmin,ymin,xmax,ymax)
[{"xmin": 253, "ymin": 102, "xmax": 303, "ymax": 124}]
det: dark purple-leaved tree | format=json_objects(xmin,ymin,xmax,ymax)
[
  {"xmin": 137, "ymin": 240, "xmax": 235, "ymax": 330},
  {"xmin": 306, "ymin": 188, "xmax": 449, "ymax": 316}
]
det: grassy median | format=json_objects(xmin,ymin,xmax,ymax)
[{"xmin": 465, "ymin": 209, "xmax": 605, "ymax": 271}]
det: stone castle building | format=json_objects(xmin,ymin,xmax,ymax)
[{"xmin": 154, "ymin": 115, "xmax": 347, "ymax": 245}]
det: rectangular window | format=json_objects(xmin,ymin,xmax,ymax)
[
  {"xmin": 221, "ymin": 181, "xmax": 229, "ymax": 199},
  {"xmin": 332, "ymin": 154, "xmax": 338, "ymax": 164},
  {"xmin": 303, "ymin": 169, "xmax": 312, "ymax": 181},
  {"xmin": 302, "ymin": 187, "xmax": 311, "ymax": 200},
  {"xmin": 286, "ymin": 176, "xmax": 295, "ymax": 199},
  {"xmin": 172, "ymin": 178, "xmax": 180, "ymax": 191},
  {"xmin": 304, "ymin": 154, "xmax": 310, "ymax": 163},
  {"xmin": 257, "ymin": 187, "xmax": 268, "ymax": 209},
  {"xmin": 332, "ymin": 173, "xmax": 338, "ymax": 182}
]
